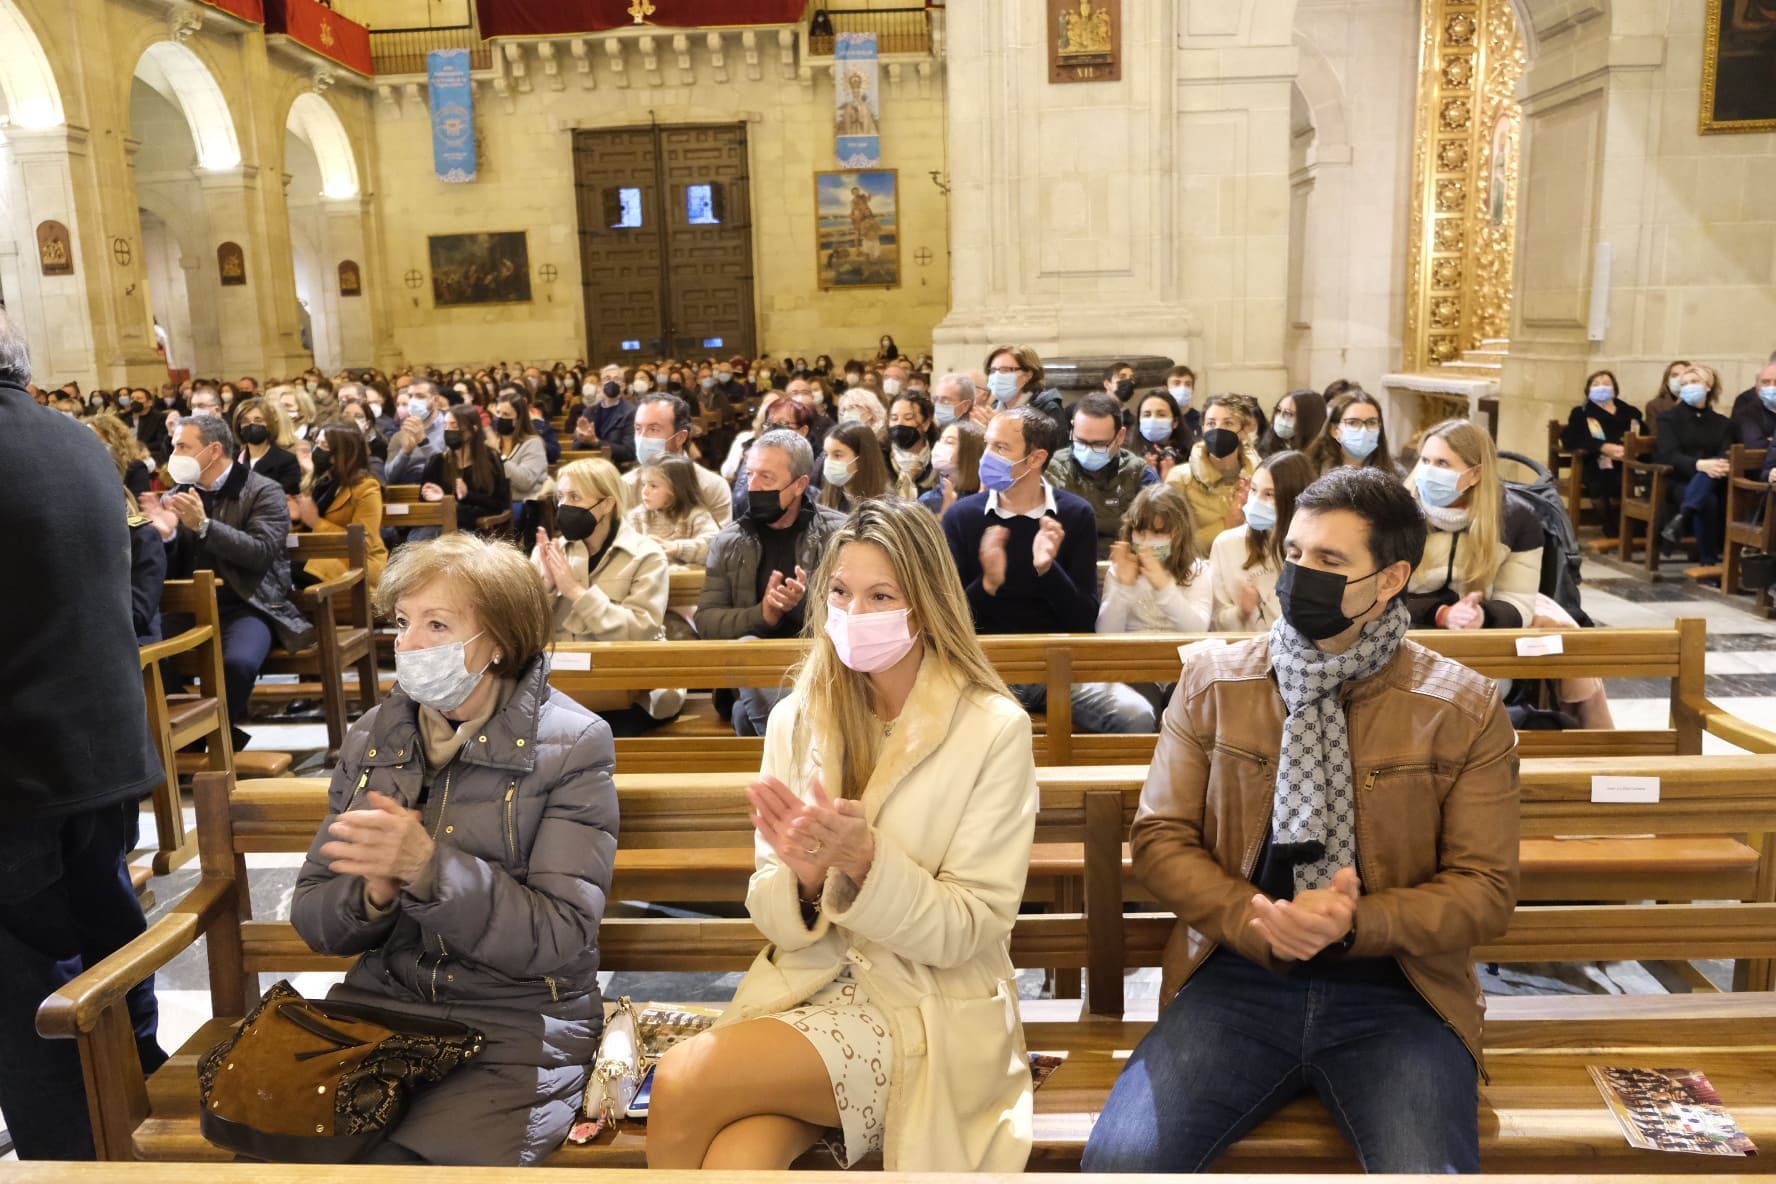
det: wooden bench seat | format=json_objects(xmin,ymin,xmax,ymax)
[{"xmin": 123, "ymin": 996, "xmax": 1776, "ymax": 1170}]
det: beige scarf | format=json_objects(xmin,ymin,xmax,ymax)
[{"xmin": 416, "ymin": 677, "xmax": 516, "ymax": 774}]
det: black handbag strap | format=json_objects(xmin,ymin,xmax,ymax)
[{"xmin": 276, "ymin": 1001, "xmax": 374, "ymax": 1059}]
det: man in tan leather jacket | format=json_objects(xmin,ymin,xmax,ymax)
[{"xmin": 1083, "ymin": 467, "xmax": 1519, "ymax": 1174}]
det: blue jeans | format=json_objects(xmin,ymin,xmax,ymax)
[
  {"xmin": 0, "ymin": 802, "xmax": 165, "ymax": 1159},
  {"xmin": 1082, "ymin": 950, "xmax": 1479, "ymax": 1173},
  {"xmin": 1678, "ymin": 472, "xmax": 1725, "ymax": 565},
  {"xmin": 1011, "ymin": 681, "xmax": 1156, "ymax": 734}
]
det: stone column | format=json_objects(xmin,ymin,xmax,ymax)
[
  {"xmin": 935, "ymin": 0, "xmax": 1297, "ymax": 395},
  {"xmin": 1, "ymin": 125, "xmax": 161, "ymax": 389},
  {"xmin": 319, "ymin": 195, "xmax": 375, "ymax": 370},
  {"xmin": 1500, "ymin": 2, "xmax": 1776, "ymax": 456}
]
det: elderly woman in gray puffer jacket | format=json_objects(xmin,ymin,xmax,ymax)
[{"xmin": 292, "ymin": 532, "xmax": 618, "ymax": 1165}]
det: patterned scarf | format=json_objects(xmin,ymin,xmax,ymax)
[{"xmin": 1267, "ymin": 599, "xmax": 1410, "ymax": 894}]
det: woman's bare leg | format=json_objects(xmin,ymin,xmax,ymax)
[
  {"xmin": 646, "ymin": 1018, "xmax": 840, "ymax": 1169},
  {"xmin": 700, "ymin": 1114, "xmax": 826, "ymax": 1170}
]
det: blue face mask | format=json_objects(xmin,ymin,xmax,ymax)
[
  {"xmin": 1340, "ymin": 426, "xmax": 1380, "ymax": 460},
  {"xmin": 987, "ymin": 372, "xmax": 1020, "ymax": 406},
  {"xmin": 978, "ymin": 449, "xmax": 1026, "ymax": 492},
  {"xmin": 1272, "ymin": 416, "xmax": 1296, "ymax": 440},
  {"xmin": 1679, "ymin": 383, "xmax": 1708, "ymax": 408},
  {"xmin": 1138, "ymin": 416, "xmax": 1172, "ymax": 444},
  {"xmin": 1760, "ymin": 385, "xmax": 1776, "ymax": 411},
  {"xmin": 1415, "ymin": 463, "xmax": 1468, "ymax": 509},
  {"xmin": 1588, "ymin": 386, "xmax": 1614, "ymax": 406},
  {"xmin": 1243, "ymin": 497, "xmax": 1277, "ymax": 533},
  {"xmin": 1072, "ymin": 442, "xmax": 1114, "ymax": 472},
  {"xmin": 934, "ymin": 402, "xmax": 958, "ymax": 428},
  {"xmin": 822, "ymin": 457, "xmax": 854, "ymax": 487},
  {"xmin": 634, "ymin": 435, "xmax": 669, "ymax": 465}
]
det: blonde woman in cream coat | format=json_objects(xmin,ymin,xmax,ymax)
[{"xmin": 647, "ymin": 498, "xmax": 1037, "ymax": 1172}]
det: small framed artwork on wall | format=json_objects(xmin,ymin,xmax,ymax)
[
  {"xmin": 1702, "ymin": 0, "xmax": 1776, "ymax": 133},
  {"xmin": 1047, "ymin": 0, "xmax": 1120, "ymax": 84},
  {"xmin": 814, "ymin": 169, "xmax": 898, "ymax": 290},
  {"xmin": 428, "ymin": 232, "xmax": 532, "ymax": 306}
]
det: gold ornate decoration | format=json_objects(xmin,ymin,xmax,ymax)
[
  {"xmin": 1404, "ymin": 0, "xmax": 1526, "ymax": 369},
  {"xmin": 628, "ymin": 0, "xmax": 656, "ymax": 25},
  {"xmin": 1700, "ymin": 0, "xmax": 1776, "ymax": 135}
]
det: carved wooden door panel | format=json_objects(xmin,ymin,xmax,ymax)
[{"xmin": 573, "ymin": 124, "xmax": 756, "ymax": 364}]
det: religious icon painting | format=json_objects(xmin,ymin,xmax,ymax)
[{"xmin": 814, "ymin": 169, "xmax": 898, "ymax": 290}]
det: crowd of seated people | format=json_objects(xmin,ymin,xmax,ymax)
[{"xmin": 20, "ymin": 309, "xmax": 1776, "ymax": 1171}]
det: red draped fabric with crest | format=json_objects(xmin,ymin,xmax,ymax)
[{"xmin": 475, "ymin": 0, "xmax": 809, "ymax": 38}]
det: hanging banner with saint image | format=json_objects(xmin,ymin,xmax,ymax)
[
  {"xmin": 834, "ymin": 33, "xmax": 881, "ymax": 167},
  {"xmin": 428, "ymin": 48, "xmax": 478, "ymax": 183}
]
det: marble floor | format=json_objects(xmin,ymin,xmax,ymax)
[{"xmin": 10, "ymin": 557, "xmax": 1772, "ymax": 1157}]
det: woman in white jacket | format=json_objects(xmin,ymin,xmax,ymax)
[
  {"xmin": 649, "ymin": 498, "xmax": 1037, "ymax": 1172},
  {"xmin": 530, "ymin": 456, "xmax": 683, "ymax": 733},
  {"xmin": 1406, "ymin": 418, "xmax": 1612, "ymax": 726}
]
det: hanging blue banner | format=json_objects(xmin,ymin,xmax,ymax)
[
  {"xmin": 428, "ymin": 48, "xmax": 477, "ymax": 183},
  {"xmin": 834, "ymin": 32, "xmax": 880, "ymax": 168}
]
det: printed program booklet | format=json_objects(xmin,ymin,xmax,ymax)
[{"xmin": 1589, "ymin": 1066, "xmax": 1758, "ymax": 1157}]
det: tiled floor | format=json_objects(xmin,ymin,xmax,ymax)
[{"xmin": 84, "ymin": 561, "xmax": 1776, "ymax": 1119}]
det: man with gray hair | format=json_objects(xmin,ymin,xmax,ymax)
[
  {"xmin": 932, "ymin": 372, "xmax": 978, "ymax": 429},
  {"xmin": 387, "ymin": 377, "xmax": 443, "ymax": 483},
  {"xmin": 0, "ymin": 308, "xmax": 167, "ymax": 1158},
  {"xmin": 696, "ymin": 429, "xmax": 846, "ymax": 734},
  {"xmin": 145, "ymin": 414, "xmax": 315, "ymax": 750}
]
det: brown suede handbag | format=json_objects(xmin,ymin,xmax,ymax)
[{"xmin": 198, "ymin": 980, "xmax": 484, "ymax": 1162}]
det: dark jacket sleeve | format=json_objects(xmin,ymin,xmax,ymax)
[
  {"xmin": 258, "ymin": 447, "xmax": 302, "ymax": 496},
  {"xmin": 1561, "ymin": 406, "xmax": 1601, "ymax": 456},
  {"xmin": 401, "ymin": 718, "xmax": 618, "ymax": 978},
  {"xmin": 1653, "ymin": 410, "xmax": 1701, "ymax": 479},
  {"xmin": 603, "ymin": 406, "xmax": 636, "ymax": 467},
  {"xmin": 695, "ymin": 528, "xmax": 768, "ymax": 639},
  {"xmin": 943, "ymin": 501, "xmax": 994, "ymax": 624},
  {"xmin": 534, "ymin": 418, "xmax": 562, "ymax": 464},
  {"xmin": 130, "ymin": 521, "xmax": 166, "ymax": 643},
  {"xmin": 458, "ymin": 457, "xmax": 509, "ymax": 522},
  {"xmin": 197, "ymin": 478, "xmax": 286, "ymax": 582},
  {"xmin": 1036, "ymin": 499, "xmax": 1101, "ymax": 631}
]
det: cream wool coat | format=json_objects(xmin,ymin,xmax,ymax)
[{"xmin": 715, "ymin": 655, "xmax": 1038, "ymax": 1172}]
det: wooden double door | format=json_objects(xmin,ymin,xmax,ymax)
[{"xmin": 573, "ymin": 124, "xmax": 756, "ymax": 363}]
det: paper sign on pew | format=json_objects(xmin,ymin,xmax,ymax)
[
  {"xmin": 1515, "ymin": 634, "xmax": 1564, "ymax": 657},
  {"xmin": 551, "ymin": 652, "xmax": 593, "ymax": 672},
  {"xmin": 1591, "ymin": 775, "xmax": 1660, "ymax": 804},
  {"xmin": 384, "ymin": 503, "xmax": 409, "ymax": 516}
]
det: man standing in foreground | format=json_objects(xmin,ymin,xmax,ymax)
[
  {"xmin": 0, "ymin": 309, "xmax": 166, "ymax": 1158},
  {"xmin": 1084, "ymin": 466, "xmax": 1519, "ymax": 1173}
]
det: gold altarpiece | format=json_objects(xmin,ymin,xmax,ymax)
[{"xmin": 1403, "ymin": 0, "xmax": 1527, "ymax": 370}]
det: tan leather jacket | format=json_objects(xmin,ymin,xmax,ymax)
[{"xmin": 1131, "ymin": 633, "xmax": 1520, "ymax": 1067}]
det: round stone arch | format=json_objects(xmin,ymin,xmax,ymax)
[
  {"xmin": 131, "ymin": 40, "xmax": 241, "ymax": 171},
  {"xmin": 0, "ymin": 0, "xmax": 65, "ymax": 129},
  {"xmin": 284, "ymin": 91, "xmax": 360, "ymax": 200}
]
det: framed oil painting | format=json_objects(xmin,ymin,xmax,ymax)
[
  {"xmin": 428, "ymin": 231, "xmax": 532, "ymax": 307},
  {"xmin": 1702, "ymin": 0, "xmax": 1776, "ymax": 133},
  {"xmin": 814, "ymin": 169, "xmax": 898, "ymax": 290}
]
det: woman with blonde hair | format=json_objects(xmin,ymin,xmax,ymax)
[
  {"xmin": 90, "ymin": 411, "xmax": 157, "ymax": 498},
  {"xmin": 836, "ymin": 386, "xmax": 888, "ymax": 443},
  {"xmin": 532, "ymin": 457, "xmax": 679, "ymax": 733},
  {"xmin": 1654, "ymin": 363, "xmax": 1734, "ymax": 567},
  {"xmin": 1408, "ymin": 418, "xmax": 1613, "ymax": 727},
  {"xmin": 649, "ymin": 498, "xmax": 1036, "ymax": 1173}
]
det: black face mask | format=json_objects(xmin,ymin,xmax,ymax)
[
  {"xmin": 240, "ymin": 423, "xmax": 270, "ymax": 446},
  {"xmin": 444, "ymin": 429, "xmax": 465, "ymax": 450},
  {"xmin": 310, "ymin": 448, "xmax": 332, "ymax": 477},
  {"xmin": 1203, "ymin": 428, "xmax": 1241, "ymax": 459},
  {"xmin": 1114, "ymin": 379, "xmax": 1135, "ymax": 401},
  {"xmin": 494, "ymin": 417, "xmax": 516, "ymax": 436},
  {"xmin": 888, "ymin": 425, "xmax": 924, "ymax": 451},
  {"xmin": 1275, "ymin": 561, "xmax": 1382, "ymax": 642},
  {"xmin": 602, "ymin": 381, "xmax": 622, "ymax": 400},
  {"xmin": 556, "ymin": 504, "xmax": 598, "ymax": 542},
  {"xmin": 747, "ymin": 487, "xmax": 787, "ymax": 524}
]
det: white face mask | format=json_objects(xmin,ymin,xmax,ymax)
[
  {"xmin": 394, "ymin": 631, "xmax": 491, "ymax": 713},
  {"xmin": 167, "ymin": 453, "xmax": 206, "ymax": 487}
]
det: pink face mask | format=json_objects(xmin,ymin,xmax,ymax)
[{"xmin": 824, "ymin": 603, "xmax": 919, "ymax": 673}]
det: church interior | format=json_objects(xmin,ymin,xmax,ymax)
[{"xmin": 3, "ymin": 0, "xmax": 1776, "ymax": 1175}]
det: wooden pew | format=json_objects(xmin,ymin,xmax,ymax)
[
  {"xmin": 136, "ymin": 573, "xmax": 230, "ymax": 877},
  {"xmin": 256, "ymin": 526, "xmax": 378, "ymax": 761},
  {"xmin": 1618, "ymin": 432, "xmax": 1674, "ymax": 571},
  {"xmin": 380, "ymin": 484, "xmax": 458, "ymax": 534},
  {"xmin": 42, "ymin": 757, "xmax": 1776, "ymax": 1167},
  {"xmin": 666, "ymin": 565, "xmax": 705, "ymax": 614},
  {"xmin": 1546, "ymin": 418, "xmax": 1590, "ymax": 534},
  {"xmin": 1723, "ymin": 443, "xmax": 1774, "ymax": 615},
  {"xmin": 546, "ymin": 620, "xmax": 1764, "ymax": 772}
]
